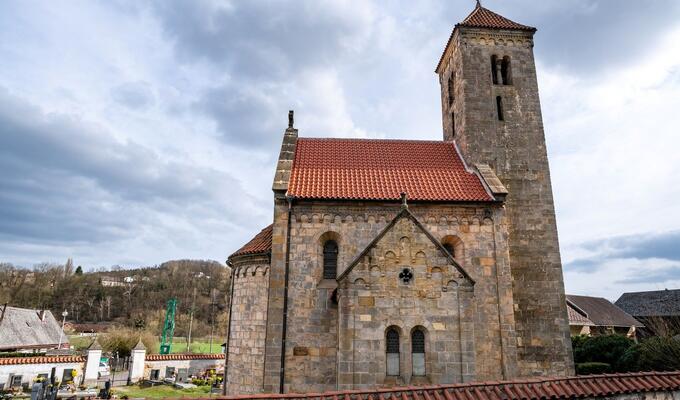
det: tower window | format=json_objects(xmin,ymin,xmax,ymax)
[
  {"xmin": 501, "ymin": 56, "xmax": 512, "ymax": 85},
  {"xmin": 323, "ymin": 240, "xmax": 338, "ymax": 279},
  {"xmin": 411, "ymin": 329, "xmax": 426, "ymax": 376},
  {"xmin": 496, "ymin": 96, "xmax": 504, "ymax": 121},
  {"xmin": 450, "ymin": 111, "xmax": 455, "ymax": 138},
  {"xmin": 386, "ymin": 327, "xmax": 400, "ymax": 376},
  {"xmin": 491, "ymin": 55, "xmax": 498, "ymax": 85},
  {"xmin": 448, "ymin": 73, "xmax": 455, "ymax": 106}
]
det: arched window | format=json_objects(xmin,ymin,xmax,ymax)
[
  {"xmin": 496, "ymin": 96, "xmax": 504, "ymax": 121},
  {"xmin": 323, "ymin": 240, "xmax": 338, "ymax": 279},
  {"xmin": 443, "ymin": 243, "xmax": 455, "ymax": 258},
  {"xmin": 411, "ymin": 329, "xmax": 425, "ymax": 376},
  {"xmin": 386, "ymin": 327, "xmax": 400, "ymax": 376},
  {"xmin": 490, "ymin": 55, "xmax": 498, "ymax": 85},
  {"xmin": 501, "ymin": 56, "xmax": 512, "ymax": 85}
]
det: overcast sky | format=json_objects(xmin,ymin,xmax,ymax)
[{"xmin": 1, "ymin": 0, "xmax": 680, "ymax": 300}]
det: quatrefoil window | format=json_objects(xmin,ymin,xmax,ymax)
[{"xmin": 399, "ymin": 268, "xmax": 413, "ymax": 284}]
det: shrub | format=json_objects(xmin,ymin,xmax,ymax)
[
  {"xmin": 576, "ymin": 362, "xmax": 611, "ymax": 375},
  {"xmin": 100, "ymin": 327, "xmax": 157, "ymax": 357},
  {"xmin": 617, "ymin": 343, "xmax": 642, "ymax": 372},
  {"xmin": 638, "ymin": 337, "xmax": 680, "ymax": 371},
  {"xmin": 574, "ymin": 335, "xmax": 633, "ymax": 368}
]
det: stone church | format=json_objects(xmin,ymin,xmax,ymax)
[{"xmin": 226, "ymin": 3, "xmax": 574, "ymax": 395}]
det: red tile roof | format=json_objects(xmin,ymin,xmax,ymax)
[
  {"xmin": 229, "ymin": 224, "xmax": 273, "ymax": 259},
  {"xmin": 145, "ymin": 353, "xmax": 223, "ymax": 361},
  {"xmin": 435, "ymin": 5, "xmax": 535, "ymax": 73},
  {"xmin": 287, "ymin": 138, "xmax": 492, "ymax": 202},
  {"xmin": 210, "ymin": 371, "xmax": 680, "ymax": 400},
  {"xmin": 459, "ymin": 4, "xmax": 536, "ymax": 31},
  {"xmin": 0, "ymin": 356, "xmax": 84, "ymax": 365},
  {"xmin": 567, "ymin": 302, "xmax": 594, "ymax": 326}
]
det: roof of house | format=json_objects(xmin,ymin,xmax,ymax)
[
  {"xmin": 287, "ymin": 138, "xmax": 493, "ymax": 202},
  {"xmin": 616, "ymin": 289, "xmax": 680, "ymax": 317},
  {"xmin": 229, "ymin": 224, "xmax": 273, "ymax": 259},
  {"xmin": 0, "ymin": 306, "xmax": 66, "ymax": 351},
  {"xmin": 459, "ymin": 4, "xmax": 536, "ymax": 32},
  {"xmin": 567, "ymin": 295, "xmax": 643, "ymax": 328},
  {"xmin": 206, "ymin": 371, "xmax": 680, "ymax": 400},
  {"xmin": 0, "ymin": 356, "xmax": 84, "ymax": 366},
  {"xmin": 567, "ymin": 302, "xmax": 594, "ymax": 326}
]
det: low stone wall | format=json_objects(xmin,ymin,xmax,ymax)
[
  {"xmin": 142, "ymin": 354, "xmax": 224, "ymax": 381},
  {"xmin": 0, "ymin": 357, "xmax": 85, "ymax": 390}
]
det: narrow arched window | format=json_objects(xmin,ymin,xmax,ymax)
[
  {"xmin": 501, "ymin": 56, "xmax": 512, "ymax": 85},
  {"xmin": 491, "ymin": 55, "xmax": 498, "ymax": 85},
  {"xmin": 411, "ymin": 329, "xmax": 425, "ymax": 376},
  {"xmin": 386, "ymin": 327, "xmax": 400, "ymax": 376},
  {"xmin": 496, "ymin": 96, "xmax": 504, "ymax": 121},
  {"xmin": 323, "ymin": 240, "xmax": 338, "ymax": 279},
  {"xmin": 448, "ymin": 73, "xmax": 455, "ymax": 106},
  {"xmin": 443, "ymin": 243, "xmax": 455, "ymax": 258}
]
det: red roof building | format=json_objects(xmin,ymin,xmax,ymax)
[{"xmin": 287, "ymin": 138, "xmax": 493, "ymax": 202}]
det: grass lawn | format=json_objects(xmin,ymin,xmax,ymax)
[
  {"xmin": 115, "ymin": 384, "xmax": 214, "ymax": 399},
  {"xmin": 169, "ymin": 339, "xmax": 222, "ymax": 354},
  {"xmin": 68, "ymin": 335, "xmax": 94, "ymax": 351}
]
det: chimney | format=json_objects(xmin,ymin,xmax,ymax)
[{"xmin": 38, "ymin": 310, "xmax": 46, "ymax": 322}]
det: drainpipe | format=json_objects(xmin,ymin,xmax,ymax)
[
  {"xmin": 223, "ymin": 261, "xmax": 235, "ymax": 396},
  {"xmin": 279, "ymin": 196, "xmax": 293, "ymax": 393},
  {"xmin": 0, "ymin": 303, "xmax": 7, "ymax": 327}
]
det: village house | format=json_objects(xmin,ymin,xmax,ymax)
[{"xmin": 566, "ymin": 295, "xmax": 643, "ymax": 339}]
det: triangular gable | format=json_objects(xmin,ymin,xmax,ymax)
[{"xmin": 337, "ymin": 205, "xmax": 474, "ymax": 284}]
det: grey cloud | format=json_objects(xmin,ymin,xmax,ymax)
[
  {"xmin": 151, "ymin": 0, "xmax": 373, "ymax": 79},
  {"xmin": 0, "ymin": 87, "xmax": 254, "ymax": 245},
  {"xmin": 499, "ymin": 0, "xmax": 680, "ymax": 76},
  {"xmin": 616, "ymin": 266, "xmax": 680, "ymax": 285},
  {"xmin": 564, "ymin": 230, "xmax": 680, "ymax": 274},
  {"xmin": 583, "ymin": 231, "xmax": 680, "ymax": 262},
  {"xmin": 195, "ymin": 83, "xmax": 293, "ymax": 150},
  {"xmin": 111, "ymin": 81, "xmax": 155, "ymax": 110}
]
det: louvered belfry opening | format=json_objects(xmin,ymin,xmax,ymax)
[
  {"xmin": 323, "ymin": 240, "xmax": 338, "ymax": 279},
  {"xmin": 386, "ymin": 327, "xmax": 400, "ymax": 376}
]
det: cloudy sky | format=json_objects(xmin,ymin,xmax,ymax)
[{"xmin": 1, "ymin": 0, "xmax": 680, "ymax": 300}]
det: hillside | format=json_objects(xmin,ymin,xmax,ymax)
[{"xmin": 0, "ymin": 259, "xmax": 231, "ymax": 339}]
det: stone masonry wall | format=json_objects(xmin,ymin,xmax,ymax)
[
  {"xmin": 275, "ymin": 200, "xmax": 517, "ymax": 393},
  {"xmin": 227, "ymin": 255, "xmax": 270, "ymax": 394},
  {"xmin": 438, "ymin": 28, "xmax": 574, "ymax": 376},
  {"xmin": 336, "ymin": 215, "xmax": 476, "ymax": 389}
]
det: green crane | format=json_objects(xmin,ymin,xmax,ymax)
[{"xmin": 160, "ymin": 298, "xmax": 177, "ymax": 354}]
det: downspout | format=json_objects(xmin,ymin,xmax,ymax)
[
  {"xmin": 279, "ymin": 196, "xmax": 293, "ymax": 393},
  {"xmin": 490, "ymin": 208, "xmax": 507, "ymax": 379},
  {"xmin": 223, "ymin": 261, "xmax": 236, "ymax": 395}
]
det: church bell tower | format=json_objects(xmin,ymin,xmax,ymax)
[{"xmin": 436, "ymin": 3, "xmax": 574, "ymax": 377}]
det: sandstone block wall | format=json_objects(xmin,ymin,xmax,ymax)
[
  {"xmin": 227, "ymin": 255, "xmax": 270, "ymax": 394},
  {"xmin": 438, "ymin": 28, "xmax": 573, "ymax": 376},
  {"xmin": 270, "ymin": 201, "xmax": 517, "ymax": 393}
]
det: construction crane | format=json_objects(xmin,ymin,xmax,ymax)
[{"xmin": 160, "ymin": 298, "xmax": 177, "ymax": 354}]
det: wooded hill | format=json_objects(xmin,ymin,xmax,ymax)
[{"xmin": 0, "ymin": 259, "xmax": 231, "ymax": 339}]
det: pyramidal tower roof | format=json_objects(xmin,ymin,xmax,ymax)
[
  {"xmin": 436, "ymin": 2, "xmax": 535, "ymax": 73},
  {"xmin": 459, "ymin": 2, "xmax": 536, "ymax": 32}
]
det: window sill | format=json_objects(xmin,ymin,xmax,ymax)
[{"xmin": 317, "ymin": 279, "xmax": 338, "ymax": 289}]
